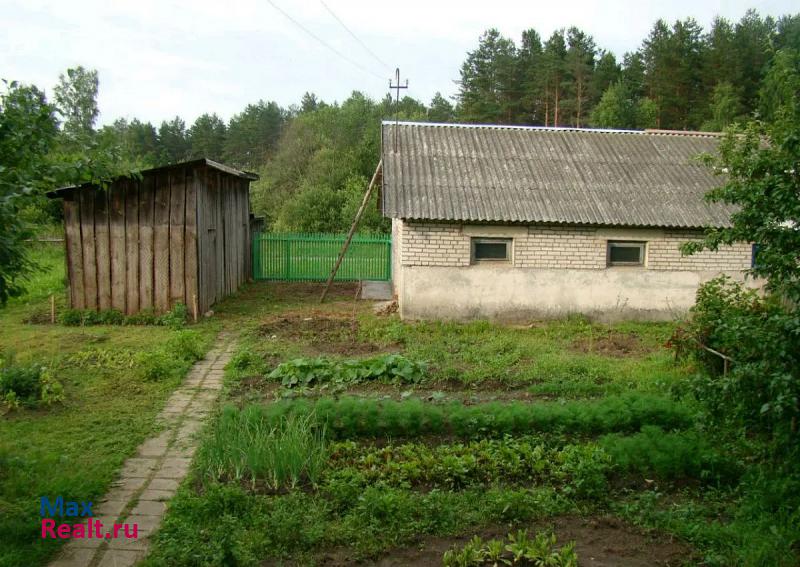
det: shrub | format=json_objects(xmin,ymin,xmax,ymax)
[
  {"xmin": 198, "ymin": 406, "xmax": 327, "ymax": 490},
  {"xmin": 669, "ymin": 276, "xmax": 800, "ymax": 443},
  {"xmin": 0, "ymin": 354, "xmax": 64, "ymax": 409}
]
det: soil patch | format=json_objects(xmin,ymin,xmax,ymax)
[
  {"xmin": 572, "ymin": 331, "xmax": 650, "ymax": 358},
  {"xmin": 312, "ymin": 515, "xmax": 691, "ymax": 567},
  {"xmin": 257, "ymin": 314, "xmax": 396, "ymax": 356}
]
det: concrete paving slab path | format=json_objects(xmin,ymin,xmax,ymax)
[{"xmin": 48, "ymin": 334, "xmax": 234, "ymax": 567}]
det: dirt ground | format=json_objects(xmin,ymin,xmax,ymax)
[
  {"xmin": 314, "ymin": 515, "xmax": 691, "ymax": 566},
  {"xmin": 571, "ymin": 331, "xmax": 651, "ymax": 357}
]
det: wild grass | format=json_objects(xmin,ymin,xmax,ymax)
[
  {"xmin": 0, "ymin": 244, "xmax": 218, "ymax": 566},
  {"xmin": 197, "ymin": 406, "xmax": 327, "ymax": 491}
]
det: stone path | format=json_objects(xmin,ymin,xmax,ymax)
[{"xmin": 50, "ymin": 335, "xmax": 235, "ymax": 567}]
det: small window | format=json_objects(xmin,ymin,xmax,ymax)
[
  {"xmin": 751, "ymin": 243, "xmax": 760, "ymax": 268},
  {"xmin": 471, "ymin": 238, "xmax": 511, "ymax": 263},
  {"xmin": 607, "ymin": 241, "xmax": 645, "ymax": 266}
]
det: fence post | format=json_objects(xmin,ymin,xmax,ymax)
[{"xmin": 284, "ymin": 237, "xmax": 290, "ymax": 280}]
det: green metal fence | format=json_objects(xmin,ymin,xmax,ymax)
[{"xmin": 252, "ymin": 232, "xmax": 391, "ymax": 282}]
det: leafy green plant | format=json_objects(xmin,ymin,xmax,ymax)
[
  {"xmin": 442, "ymin": 530, "xmax": 578, "ymax": 566},
  {"xmin": 198, "ymin": 406, "xmax": 327, "ymax": 491},
  {"xmin": 325, "ymin": 436, "xmax": 611, "ymax": 494},
  {"xmin": 134, "ymin": 350, "xmax": 181, "ymax": 381},
  {"xmin": 57, "ymin": 302, "xmax": 190, "ymax": 328},
  {"xmin": 268, "ymin": 354, "xmax": 426, "ymax": 389},
  {"xmin": 0, "ymin": 354, "xmax": 64, "ymax": 409}
]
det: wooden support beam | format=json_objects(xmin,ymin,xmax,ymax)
[{"xmin": 320, "ymin": 160, "xmax": 382, "ymax": 303}]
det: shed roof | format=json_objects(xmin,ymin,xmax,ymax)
[
  {"xmin": 47, "ymin": 158, "xmax": 258, "ymax": 198},
  {"xmin": 380, "ymin": 121, "xmax": 734, "ymax": 229}
]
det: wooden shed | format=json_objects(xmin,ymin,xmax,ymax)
[{"xmin": 47, "ymin": 159, "xmax": 258, "ymax": 317}]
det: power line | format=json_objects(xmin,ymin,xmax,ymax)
[
  {"xmin": 318, "ymin": 0, "xmax": 391, "ymax": 72},
  {"xmin": 266, "ymin": 0, "xmax": 386, "ymax": 82}
]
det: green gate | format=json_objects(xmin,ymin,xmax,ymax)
[{"xmin": 252, "ymin": 232, "xmax": 391, "ymax": 282}]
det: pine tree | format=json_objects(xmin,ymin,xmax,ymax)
[
  {"xmin": 158, "ymin": 117, "xmax": 189, "ymax": 165},
  {"xmin": 188, "ymin": 113, "xmax": 226, "ymax": 161},
  {"xmin": 428, "ymin": 92, "xmax": 455, "ymax": 123},
  {"xmin": 542, "ymin": 31, "xmax": 567, "ymax": 126},
  {"xmin": 564, "ymin": 27, "xmax": 596, "ymax": 127},
  {"xmin": 458, "ymin": 29, "xmax": 519, "ymax": 123},
  {"xmin": 517, "ymin": 29, "xmax": 545, "ymax": 124}
]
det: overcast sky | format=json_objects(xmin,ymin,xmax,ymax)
[{"xmin": 2, "ymin": 0, "xmax": 796, "ymax": 126}]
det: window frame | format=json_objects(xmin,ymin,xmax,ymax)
[
  {"xmin": 606, "ymin": 240, "xmax": 646, "ymax": 267},
  {"xmin": 470, "ymin": 237, "xmax": 512, "ymax": 264}
]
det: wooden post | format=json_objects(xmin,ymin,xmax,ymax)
[
  {"xmin": 320, "ymin": 160, "xmax": 382, "ymax": 303},
  {"xmin": 192, "ymin": 293, "xmax": 199, "ymax": 323},
  {"xmin": 50, "ymin": 295, "xmax": 55, "ymax": 324}
]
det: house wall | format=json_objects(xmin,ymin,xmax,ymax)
[{"xmin": 395, "ymin": 220, "xmax": 755, "ymax": 322}]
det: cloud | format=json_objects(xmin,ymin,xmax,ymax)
[{"xmin": 2, "ymin": 0, "xmax": 796, "ymax": 126}]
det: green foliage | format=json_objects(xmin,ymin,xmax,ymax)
[
  {"xmin": 268, "ymin": 354, "xmax": 426, "ymax": 389},
  {"xmin": 601, "ymin": 426, "xmax": 741, "ymax": 484},
  {"xmin": 246, "ymin": 394, "xmax": 692, "ymax": 440},
  {"xmin": 0, "ymin": 354, "xmax": 64, "ymax": 410},
  {"xmin": 53, "ymin": 66, "xmax": 98, "ymax": 139},
  {"xmin": 58, "ymin": 302, "xmax": 189, "ymax": 328},
  {"xmin": 684, "ymin": 58, "xmax": 800, "ymax": 300},
  {"xmin": 443, "ymin": 530, "xmax": 578, "ymax": 567},
  {"xmin": 0, "ymin": 81, "xmax": 58, "ymax": 304},
  {"xmin": 187, "ymin": 113, "xmax": 226, "ymax": 161},
  {"xmin": 134, "ymin": 330, "xmax": 205, "ymax": 381},
  {"xmin": 669, "ymin": 277, "xmax": 800, "ymax": 443},
  {"xmin": 326, "ymin": 436, "xmax": 611, "ymax": 496},
  {"xmin": 198, "ymin": 406, "xmax": 327, "ymax": 490}
]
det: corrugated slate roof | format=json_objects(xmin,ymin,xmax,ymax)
[{"xmin": 380, "ymin": 121, "xmax": 734, "ymax": 228}]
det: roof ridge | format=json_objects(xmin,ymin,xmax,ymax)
[{"xmin": 381, "ymin": 120, "xmax": 721, "ymax": 138}]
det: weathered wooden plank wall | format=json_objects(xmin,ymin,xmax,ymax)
[
  {"xmin": 61, "ymin": 163, "xmax": 250, "ymax": 316},
  {"xmin": 79, "ymin": 189, "xmax": 97, "ymax": 310},
  {"xmin": 63, "ymin": 196, "xmax": 84, "ymax": 309},
  {"xmin": 138, "ymin": 176, "xmax": 155, "ymax": 311},
  {"xmin": 125, "ymin": 180, "xmax": 140, "ymax": 314}
]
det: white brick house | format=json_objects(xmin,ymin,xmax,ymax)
[{"xmin": 380, "ymin": 122, "xmax": 754, "ymax": 322}]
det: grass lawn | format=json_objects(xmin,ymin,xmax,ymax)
[
  {"xmin": 0, "ymin": 244, "xmax": 219, "ymax": 566},
  {"xmin": 139, "ymin": 282, "xmax": 800, "ymax": 567}
]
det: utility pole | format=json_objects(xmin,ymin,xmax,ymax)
[{"xmin": 389, "ymin": 67, "xmax": 408, "ymax": 151}]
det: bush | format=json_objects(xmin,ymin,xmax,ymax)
[
  {"xmin": 0, "ymin": 354, "xmax": 64, "ymax": 409},
  {"xmin": 669, "ymin": 276, "xmax": 800, "ymax": 443},
  {"xmin": 197, "ymin": 406, "xmax": 327, "ymax": 490}
]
